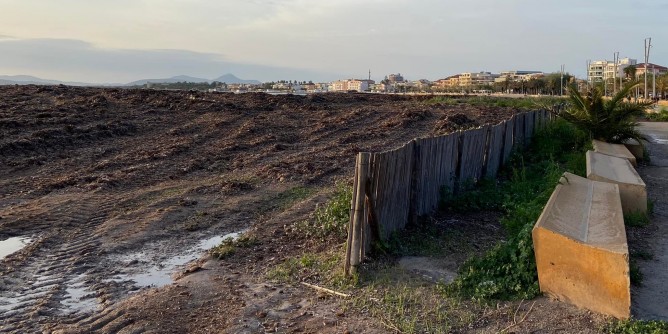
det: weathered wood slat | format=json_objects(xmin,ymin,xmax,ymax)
[
  {"xmin": 485, "ymin": 122, "xmax": 505, "ymax": 178},
  {"xmin": 345, "ymin": 111, "xmax": 549, "ymax": 275}
]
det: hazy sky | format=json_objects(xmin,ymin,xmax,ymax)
[{"xmin": 0, "ymin": 0, "xmax": 666, "ymax": 83}]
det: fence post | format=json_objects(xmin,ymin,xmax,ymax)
[{"xmin": 346, "ymin": 152, "xmax": 370, "ymax": 276}]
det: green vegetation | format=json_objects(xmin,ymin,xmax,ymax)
[
  {"xmin": 443, "ymin": 119, "xmax": 590, "ymax": 301},
  {"xmin": 629, "ymin": 259, "xmax": 644, "ymax": 286},
  {"xmin": 645, "ymin": 108, "xmax": 668, "ymax": 121},
  {"xmin": 295, "ymin": 182, "xmax": 352, "ymax": 240},
  {"xmin": 425, "ymin": 96, "xmax": 564, "ymax": 110},
  {"xmin": 625, "ymin": 211, "xmax": 651, "ymax": 227},
  {"xmin": 267, "ymin": 248, "xmax": 352, "ymax": 289},
  {"xmin": 605, "ymin": 319, "xmax": 668, "ymax": 334},
  {"xmin": 554, "ymin": 82, "xmax": 652, "ymax": 144},
  {"xmin": 209, "ymin": 233, "xmax": 258, "ymax": 259}
]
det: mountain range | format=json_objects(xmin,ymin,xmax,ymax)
[{"xmin": 0, "ymin": 73, "xmax": 261, "ymax": 87}]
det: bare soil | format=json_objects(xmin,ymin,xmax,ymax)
[{"xmin": 0, "ymin": 86, "xmax": 607, "ymax": 333}]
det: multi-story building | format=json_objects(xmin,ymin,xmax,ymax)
[
  {"xmin": 329, "ymin": 79, "xmax": 375, "ymax": 92},
  {"xmin": 634, "ymin": 63, "xmax": 668, "ymax": 77},
  {"xmin": 386, "ymin": 73, "xmax": 405, "ymax": 83},
  {"xmin": 495, "ymin": 70, "xmax": 544, "ymax": 83},
  {"xmin": 459, "ymin": 72, "xmax": 496, "ymax": 87},
  {"xmin": 588, "ymin": 58, "xmax": 637, "ymax": 84}
]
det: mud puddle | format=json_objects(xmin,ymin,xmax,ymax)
[
  {"xmin": 0, "ymin": 236, "xmax": 32, "ymax": 259},
  {"xmin": 108, "ymin": 231, "xmax": 244, "ymax": 289}
]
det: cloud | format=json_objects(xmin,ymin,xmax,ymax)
[{"xmin": 0, "ymin": 38, "xmax": 333, "ymax": 83}]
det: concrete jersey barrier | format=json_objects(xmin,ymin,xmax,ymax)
[
  {"xmin": 532, "ymin": 172, "xmax": 630, "ymax": 319},
  {"xmin": 592, "ymin": 139, "xmax": 637, "ymax": 167},
  {"xmin": 586, "ymin": 150, "xmax": 647, "ymax": 214}
]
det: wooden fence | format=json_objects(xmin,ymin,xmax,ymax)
[{"xmin": 344, "ymin": 110, "xmax": 552, "ymax": 275}]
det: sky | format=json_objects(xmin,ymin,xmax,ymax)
[{"xmin": 0, "ymin": 0, "xmax": 666, "ymax": 84}]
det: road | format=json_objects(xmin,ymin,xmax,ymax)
[{"xmin": 633, "ymin": 122, "xmax": 668, "ymax": 320}]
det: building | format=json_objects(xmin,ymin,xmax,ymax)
[
  {"xmin": 587, "ymin": 57, "xmax": 637, "ymax": 84},
  {"xmin": 386, "ymin": 73, "xmax": 405, "ymax": 83},
  {"xmin": 495, "ymin": 70, "xmax": 544, "ymax": 83},
  {"xmin": 329, "ymin": 79, "xmax": 375, "ymax": 92},
  {"xmin": 458, "ymin": 72, "xmax": 496, "ymax": 87},
  {"xmin": 634, "ymin": 63, "xmax": 668, "ymax": 77}
]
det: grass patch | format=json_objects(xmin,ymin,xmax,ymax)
[
  {"xmin": 605, "ymin": 319, "xmax": 668, "ymax": 333},
  {"xmin": 645, "ymin": 108, "xmax": 668, "ymax": 121},
  {"xmin": 267, "ymin": 248, "xmax": 353, "ymax": 289},
  {"xmin": 424, "ymin": 96, "xmax": 564, "ymax": 110},
  {"xmin": 294, "ymin": 182, "xmax": 352, "ymax": 240},
  {"xmin": 625, "ymin": 211, "xmax": 651, "ymax": 227},
  {"xmin": 442, "ymin": 119, "xmax": 589, "ymax": 301},
  {"xmin": 344, "ymin": 264, "xmax": 482, "ymax": 334},
  {"xmin": 209, "ymin": 233, "xmax": 258, "ymax": 259}
]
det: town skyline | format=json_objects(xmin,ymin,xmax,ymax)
[{"xmin": 0, "ymin": 1, "xmax": 666, "ymax": 84}]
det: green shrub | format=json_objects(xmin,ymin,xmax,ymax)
[
  {"xmin": 296, "ymin": 182, "xmax": 352, "ymax": 240},
  {"xmin": 645, "ymin": 108, "xmax": 668, "ymax": 121},
  {"xmin": 444, "ymin": 120, "xmax": 588, "ymax": 301},
  {"xmin": 605, "ymin": 319, "xmax": 668, "ymax": 334}
]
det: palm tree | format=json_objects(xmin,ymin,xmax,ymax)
[
  {"xmin": 552, "ymin": 81, "xmax": 652, "ymax": 143},
  {"xmin": 623, "ymin": 65, "xmax": 637, "ymax": 82}
]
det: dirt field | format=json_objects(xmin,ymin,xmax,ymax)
[{"xmin": 0, "ymin": 86, "xmax": 606, "ymax": 333}]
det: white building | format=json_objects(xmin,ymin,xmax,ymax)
[
  {"xmin": 329, "ymin": 79, "xmax": 374, "ymax": 92},
  {"xmin": 588, "ymin": 57, "xmax": 637, "ymax": 84},
  {"xmin": 495, "ymin": 71, "xmax": 544, "ymax": 83}
]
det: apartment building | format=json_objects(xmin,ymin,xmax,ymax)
[
  {"xmin": 329, "ymin": 79, "xmax": 375, "ymax": 92},
  {"xmin": 634, "ymin": 63, "xmax": 668, "ymax": 77},
  {"xmin": 458, "ymin": 72, "xmax": 496, "ymax": 87},
  {"xmin": 588, "ymin": 57, "xmax": 637, "ymax": 83},
  {"xmin": 495, "ymin": 70, "xmax": 543, "ymax": 83}
]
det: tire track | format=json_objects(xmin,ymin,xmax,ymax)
[{"xmin": 0, "ymin": 194, "xmax": 117, "ymax": 333}]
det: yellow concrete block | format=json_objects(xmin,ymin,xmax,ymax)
[
  {"xmin": 592, "ymin": 139, "xmax": 637, "ymax": 167},
  {"xmin": 533, "ymin": 172, "xmax": 630, "ymax": 319},
  {"xmin": 586, "ymin": 150, "xmax": 647, "ymax": 214}
]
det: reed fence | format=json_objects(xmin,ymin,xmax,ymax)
[{"xmin": 344, "ymin": 110, "xmax": 552, "ymax": 275}]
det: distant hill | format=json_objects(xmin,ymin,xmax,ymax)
[
  {"xmin": 126, "ymin": 75, "xmax": 211, "ymax": 86},
  {"xmin": 213, "ymin": 74, "xmax": 261, "ymax": 84},
  {"xmin": 0, "ymin": 73, "xmax": 262, "ymax": 87},
  {"xmin": 0, "ymin": 75, "xmax": 95, "ymax": 86}
]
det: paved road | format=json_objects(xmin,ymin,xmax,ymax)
[{"xmin": 633, "ymin": 122, "xmax": 668, "ymax": 320}]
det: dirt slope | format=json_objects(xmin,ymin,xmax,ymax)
[{"xmin": 0, "ymin": 86, "xmax": 526, "ymax": 333}]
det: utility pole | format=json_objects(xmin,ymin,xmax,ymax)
[
  {"xmin": 653, "ymin": 64, "xmax": 656, "ymax": 100},
  {"xmin": 644, "ymin": 37, "xmax": 652, "ymax": 99},
  {"xmin": 560, "ymin": 64, "xmax": 565, "ymax": 96},
  {"xmin": 613, "ymin": 52, "xmax": 619, "ymax": 93},
  {"xmin": 586, "ymin": 60, "xmax": 591, "ymax": 89}
]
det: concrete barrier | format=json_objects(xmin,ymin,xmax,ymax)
[
  {"xmin": 592, "ymin": 139, "xmax": 637, "ymax": 167},
  {"xmin": 586, "ymin": 150, "xmax": 647, "ymax": 214},
  {"xmin": 533, "ymin": 172, "xmax": 630, "ymax": 319},
  {"xmin": 622, "ymin": 138, "xmax": 645, "ymax": 161}
]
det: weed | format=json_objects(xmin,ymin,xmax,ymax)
[
  {"xmin": 629, "ymin": 260, "xmax": 643, "ymax": 286},
  {"xmin": 295, "ymin": 182, "xmax": 352, "ymax": 240},
  {"xmin": 267, "ymin": 248, "xmax": 354, "ymax": 289},
  {"xmin": 209, "ymin": 233, "xmax": 258, "ymax": 259},
  {"xmin": 443, "ymin": 119, "xmax": 588, "ymax": 301},
  {"xmin": 625, "ymin": 211, "xmax": 651, "ymax": 227},
  {"xmin": 605, "ymin": 319, "xmax": 668, "ymax": 333}
]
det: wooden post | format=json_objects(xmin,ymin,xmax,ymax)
[{"xmin": 347, "ymin": 152, "xmax": 370, "ymax": 276}]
